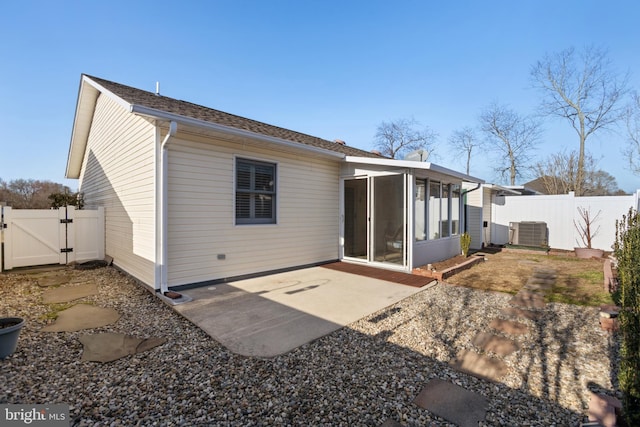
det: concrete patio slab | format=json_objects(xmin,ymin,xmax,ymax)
[
  {"xmin": 42, "ymin": 283, "xmax": 98, "ymax": 304},
  {"xmin": 413, "ymin": 378, "xmax": 487, "ymax": 427},
  {"xmin": 79, "ymin": 333, "xmax": 166, "ymax": 362},
  {"xmin": 173, "ymin": 266, "xmax": 423, "ymax": 357},
  {"xmin": 41, "ymin": 304, "xmax": 120, "ymax": 332}
]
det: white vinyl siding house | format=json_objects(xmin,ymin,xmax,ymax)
[
  {"xmin": 165, "ymin": 135, "xmax": 340, "ymax": 287},
  {"xmin": 66, "ymin": 75, "xmax": 481, "ymax": 292},
  {"xmin": 76, "ymin": 93, "xmax": 156, "ymax": 285}
]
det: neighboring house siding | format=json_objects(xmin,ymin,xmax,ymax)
[
  {"xmin": 482, "ymin": 189, "xmax": 492, "ymax": 246},
  {"xmin": 78, "ymin": 94, "xmax": 156, "ymax": 286},
  {"xmin": 482, "ymin": 188, "xmax": 496, "ymax": 246},
  {"xmin": 167, "ymin": 136, "xmax": 340, "ymax": 286},
  {"xmin": 464, "ymin": 185, "xmax": 483, "ymax": 250}
]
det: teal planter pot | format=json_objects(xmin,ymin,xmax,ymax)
[{"xmin": 0, "ymin": 317, "xmax": 25, "ymax": 359}]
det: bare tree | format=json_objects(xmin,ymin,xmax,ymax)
[
  {"xmin": 531, "ymin": 45, "xmax": 628, "ymax": 196},
  {"xmin": 0, "ymin": 178, "xmax": 9, "ymax": 204},
  {"xmin": 533, "ymin": 150, "xmax": 623, "ymax": 195},
  {"xmin": 0, "ymin": 178, "xmax": 73, "ymax": 208},
  {"xmin": 574, "ymin": 206, "xmax": 602, "ymax": 249},
  {"xmin": 533, "ymin": 150, "xmax": 579, "ymax": 194},
  {"xmin": 448, "ymin": 127, "xmax": 479, "ymax": 175},
  {"xmin": 625, "ymin": 91, "xmax": 640, "ymax": 175},
  {"xmin": 479, "ymin": 102, "xmax": 542, "ymax": 185},
  {"xmin": 584, "ymin": 169, "xmax": 625, "ymax": 196},
  {"xmin": 374, "ymin": 118, "xmax": 437, "ymax": 160}
]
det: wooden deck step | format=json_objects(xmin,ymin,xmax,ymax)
[{"xmin": 321, "ymin": 262, "xmax": 434, "ymax": 288}]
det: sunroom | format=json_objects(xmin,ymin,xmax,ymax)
[{"xmin": 340, "ymin": 157, "xmax": 483, "ymax": 272}]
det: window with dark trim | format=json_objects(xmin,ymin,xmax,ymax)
[{"xmin": 235, "ymin": 158, "xmax": 276, "ymax": 224}]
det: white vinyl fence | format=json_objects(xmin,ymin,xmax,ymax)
[
  {"xmin": 0, "ymin": 206, "xmax": 104, "ymax": 271},
  {"xmin": 491, "ymin": 190, "xmax": 640, "ymax": 251}
]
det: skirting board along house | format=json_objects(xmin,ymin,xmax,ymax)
[{"xmin": 66, "ymin": 75, "xmax": 483, "ymax": 293}]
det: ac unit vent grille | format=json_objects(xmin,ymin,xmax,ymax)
[{"xmin": 509, "ymin": 221, "xmax": 547, "ymax": 247}]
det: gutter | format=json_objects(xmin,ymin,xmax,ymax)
[{"xmin": 159, "ymin": 121, "xmax": 178, "ymax": 296}]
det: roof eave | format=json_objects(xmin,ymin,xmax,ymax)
[
  {"xmin": 130, "ymin": 105, "xmax": 346, "ymax": 160},
  {"xmin": 65, "ymin": 75, "xmax": 133, "ymax": 179},
  {"xmin": 65, "ymin": 76, "xmax": 96, "ymax": 178},
  {"xmin": 345, "ymin": 156, "xmax": 485, "ymax": 183},
  {"xmin": 483, "ymin": 184, "xmax": 521, "ymax": 195}
]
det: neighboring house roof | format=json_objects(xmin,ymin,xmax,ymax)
[
  {"xmin": 518, "ymin": 177, "xmax": 551, "ymax": 195},
  {"xmin": 67, "ymin": 74, "xmax": 380, "ymax": 178}
]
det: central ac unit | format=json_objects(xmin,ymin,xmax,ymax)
[{"xmin": 509, "ymin": 221, "xmax": 547, "ymax": 247}]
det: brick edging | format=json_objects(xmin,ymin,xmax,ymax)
[{"xmin": 413, "ymin": 255, "xmax": 484, "ymax": 281}]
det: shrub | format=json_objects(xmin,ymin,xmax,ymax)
[
  {"xmin": 48, "ymin": 192, "xmax": 84, "ymax": 209},
  {"xmin": 615, "ymin": 208, "xmax": 640, "ymax": 424},
  {"xmin": 460, "ymin": 232, "xmax": 471, "ymax": 257}
]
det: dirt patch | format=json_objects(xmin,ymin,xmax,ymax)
[
  {"xmin": 429, "ymin": 255, "xmax": 471, "ymax": 271},
  {"xmin": 436, "ymin": 250, "xmax": 614, "ymax": 306}
]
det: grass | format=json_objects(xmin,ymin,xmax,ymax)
[
  {"xmin": 39, "ymin": 302, "xmax": 76, "ymax": 322},
  {"xmin": 443, "ymin": 250, "xmax": 615, "ymax": 307}
]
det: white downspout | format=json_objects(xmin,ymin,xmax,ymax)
[
  {"xmin": 160, "ymin": 121, "xmax": 178, "ymax": 294},
  {"xmin": 461, "ymin": 182, "xmax": 481, "ymax": 234}
]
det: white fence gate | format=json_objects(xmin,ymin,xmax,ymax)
[
  {"xmin": 491, "ymin": 190, "xmax": 640, "ymax": 251},
  {"xmin": 0, "ymin": 206, "xmax": 104, "ymax": 271}
]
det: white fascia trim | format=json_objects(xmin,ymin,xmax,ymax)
[
  {"xmin": 82, "ymin": 75, "xmax": 133, "ymax": 111},
  {"xmin": 65, "ymin": 75, "xmax": 135, "ymax": 179},
  {"xmin": 130, "ymin": 105, "xmax": 346, "ymax": 160},
  {"xmin": 345, "ymin": 156, "xmax": 485, "ymax": 183},
  {"xmin": 66, "ymin": 79, "xmax": 96, "ymax": 178},
  {"xmin": 483, "ymin": 184, "xmax": 521, "ymax": 195}
]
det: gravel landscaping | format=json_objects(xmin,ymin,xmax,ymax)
[{"xmin": 1, "ymin": 266, "xmax": 620, "ymax": 426}]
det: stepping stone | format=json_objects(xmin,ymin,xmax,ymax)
[
  {"xmin": 523, "ymin": 277, "xmax": 554, "ymax": 291},
  {"xmin": 532, "ymin": 273, "xmax": 556, "ymax": 280},
  {"xmin": 510, "ymin": 291, "xmax": 545, "ymax": 309},
  {"xmin": 471, "ymin": 332, "xmax": 520, "ymax": 356},
  {"xmin": 489, "ymin": 318, "xmax": 529, "ymax": 335},
  {"xmin": 449, "ymin": 349, "xmax": 509, "ymax": 382},
  {"xmin": 79, "ymin": 333, "xmax": 167, "ymax": 362},
  {"xmin": 588, "ymin": 392, "xmax": 621, "ymax": 427},
  {"xmin": 36, "ymin": 275, "xmax": 73, "ymax": 287},
  {"xmin": 41, "ymin": 304, "xmax": 120, "ymax": 332},
  {"xmin": 501, "ymin": 307, "xmax": 542, "ymax": 321},
  {"xmin": 42, "ymin": 283, "xmax": 98, "ymax": 304},
  {"xmin": 522, "ymin": 282, "xmax": 551, "ymax": 293},
  {"xmin": 533, "ymin": 267, "xmax": 556, "ymax": 277},
  {"xmin": 379, "ymin": 419, "xmax": 403, "ymax": 427},
  {"xmin": 528, "ymin": 276, "xmax": 555, "ymax": 284},
  {"xmin": 413, "ymin": 378, "xmax": 487, "ymax": 427}
]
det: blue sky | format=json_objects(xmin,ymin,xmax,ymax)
[{"xmin": 1, "ymin": 1, "xmax": 639, "ymax": 192}]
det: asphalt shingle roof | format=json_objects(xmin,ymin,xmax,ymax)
[{"xmin": 86, "ymin": 74, "xmax": 381, "ymax": 158}]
